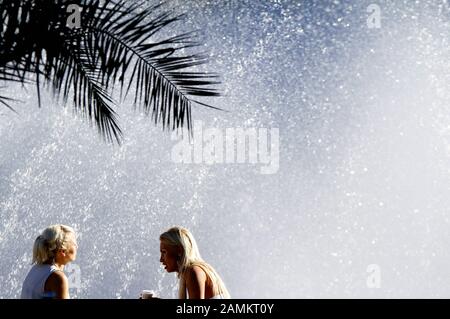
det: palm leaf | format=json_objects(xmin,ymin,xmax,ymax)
[
  {"xmin": 80, "ymin": 0, "xmax": 222, "ymax": 132},
  {"xmin": 0, "ymin": 0, "xmax": 222, "ymax": 143},
  {"xmin": 0, "ymin": 93, "xmax": 18, "ymax": 113}
]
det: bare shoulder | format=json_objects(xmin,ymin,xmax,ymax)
[
  {"xmin": 44, "ymin": 270, "xmax": 69, "ymax": 299},
  {"xmin": 46, "ymin": 270, "xmax": 68, "ymax": 288},
  {"xmin": 184, "ymin": 265, "xmax": 208, "ymax": 299},
  {"xmin": 185, "ymin": 265, "xmax": 207, "ymax": 282}
]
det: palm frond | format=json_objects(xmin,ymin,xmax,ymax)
[
  {"xmin": 68, "ymin": 38, "xmax": 123, "ymax": 143},
  {"xmin": 80, "ymin": 0, "xmax": 222, "ymax": 132},
  {"xmin": 0, "ymin": 0, "xmax": 222, "ymax": 143},
  {"xmin": 0, "ymin": 93, "xmax": 18, "ymax": 113}
]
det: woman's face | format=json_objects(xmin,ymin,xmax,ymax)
[
  {"xmin": 57, "ymin": 235, "xmax": 78, "ymax": 265},
  {"xmin": 64, "ymin": 240, "xmax": 78, "ymax": 262},
  {"xmin": 160, "ymin": 241, "xmax": 180, "ymax": 273}
]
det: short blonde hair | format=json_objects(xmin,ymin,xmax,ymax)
[
  {"xmin": 160, "ymin": 226, "xmax": 230, "ymax": 299},
  {"xmin": 32, "ymin": 224, "xmax": 76, "ymax": 265}
]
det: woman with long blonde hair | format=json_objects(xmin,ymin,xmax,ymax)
[
  {"xmin": 21, "ymin": 224, "xmax": 78, "ymax": 299},
  {"xmin": 159, "ymin": 226, "xmax": 230, "ymax": 299}
]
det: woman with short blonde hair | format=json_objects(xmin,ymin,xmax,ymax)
[
  {"xmin": 21, "ymin": 224, "xmax": 78, "ymax": 299},
  {"xmin": 159, "ymin": 226, "xmax": 230, "ymax": 299}
]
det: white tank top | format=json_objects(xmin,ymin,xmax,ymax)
[{"xmin": 21, "ymin": 264, "xmax": 60, "ymax": 299}]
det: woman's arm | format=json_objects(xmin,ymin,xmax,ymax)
[
  {"xmin": 44, "ymin": 271, "xmax": 69, "ymax": 299},
  {"xmin": 185, "ymin": 266, "xmax": 207, "ymax": 299}
]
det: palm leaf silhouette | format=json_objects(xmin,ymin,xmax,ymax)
[{"xmin": 0, "ymin": 0, "xmax": 221, "ymax": 143}]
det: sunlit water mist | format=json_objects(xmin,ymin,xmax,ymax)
[{"xmin": 1, "ymin": 0, "xmax": 450, "ymax": 298}]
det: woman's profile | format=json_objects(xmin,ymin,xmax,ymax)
[
  {"xmin": 21, "ymin": 224, "xmax": 78, "ymax": 299},
  {"xmin": 159, "ymin": 226, "xmax": 230, "ymax": 299}
]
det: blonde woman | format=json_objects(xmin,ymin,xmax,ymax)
[
  {"xmin": 159, "ymin": 226, "xmax": 230, "ymax": 299},
  {"xmin": 21, "ymin": 224, "xmax": 78, "ymax": 299}
]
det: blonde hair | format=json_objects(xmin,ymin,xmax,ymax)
[
  {"xmin": 160, "ymin": 226, "xmax": 230, "ymax": 299},
  {"xmin": 32, "ymin": 224, "xmax": 76, "ymax": 265}
]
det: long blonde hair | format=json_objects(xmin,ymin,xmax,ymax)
[
  {"xmin": 32, "ymin": 224, "xmax": 76, "ymax": 265},
  {"xmin": 160, "ymin": 226, "xmax": 230, "ymax": 299}
]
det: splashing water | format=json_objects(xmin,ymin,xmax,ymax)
[{"xmin": 1, "ymin": 0, "xmax": 450, "ymax": 298}]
